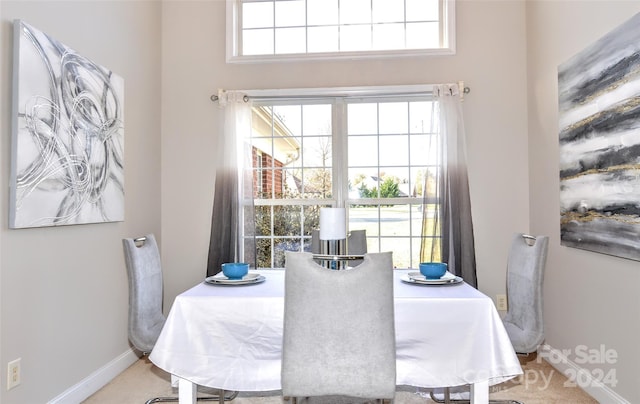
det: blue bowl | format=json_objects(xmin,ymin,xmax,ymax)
[
  {"xmin": 419, "ymin": 262, "xmax": 447, "ymax": 279},
  {"xmin": 222, "ymin": 262, "xmax": 249, "ymax": 280}
]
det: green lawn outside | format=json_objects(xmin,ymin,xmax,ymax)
[{"xmin": 348, "ymin": 204, "xmax": 440, "ymax": 268}]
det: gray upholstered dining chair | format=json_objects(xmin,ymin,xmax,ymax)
[
  {"xmin": 281, "ymin": 251, "xmax": 396, "ymax": 403},
  {"xmin": 346, "ymin": 229, "xmax": 368, "ymax": 254},
  {"xmin": 502, "ymin": 233, "xmax": 549, "ymax": 355},
  {"xmin": 123, "ymin": 234, "xmax": 238, "ymax": 404},
  {"xmin": 431, "ymin": 233, "xmax": 549, "ymax": 404}
]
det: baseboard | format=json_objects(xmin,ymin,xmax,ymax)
[
  {"xmin": 47, "ymin": 349, "xmax": 139, "ymax": 404},
  {"xmin": 538, "ymin": 344, "xmax": 629, "ymax": 403}
]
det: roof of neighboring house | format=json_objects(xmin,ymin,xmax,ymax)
[{"xmin": 251, "ymin": 106, "xmax": 300, "ymax": 165}]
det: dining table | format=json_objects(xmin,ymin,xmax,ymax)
[{"xmin": 149, "ymin": 269, "xmax": 522, "ymax": 404}]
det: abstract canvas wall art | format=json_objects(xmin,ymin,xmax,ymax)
[
  {"xmin": 558, "ymin": 13, "xmax": 640, "ymax": 261},
  {"xmin": 10, "ymin": 20, "xmax": 124, "ymax": 228}
]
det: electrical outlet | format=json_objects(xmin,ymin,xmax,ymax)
[
  {"xmin": 496, "ymin": 294, "xmax": 508, "ymax": 311},
  {"xmin": 7, "ymin": 358, "xmax": 21, "ymax": 390}
]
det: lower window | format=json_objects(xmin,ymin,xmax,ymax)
[{"xmin": 246, "ymin": 91, "xmax": 442, "ymax": 268}]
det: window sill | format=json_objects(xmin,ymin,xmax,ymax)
[{"xmin": 226, "ymin": 47, "xmax": 456, "ymax": 64}]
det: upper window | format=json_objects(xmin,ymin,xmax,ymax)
[{"xmin": 226, "ymin": 0, "xmax": 456, "ymax": 63}]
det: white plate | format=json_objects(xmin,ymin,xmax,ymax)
[
  {"xmin": 409, "ymin": 271, "xmax": 456, "ymax": 281},
  {"xmin": 402, "ymin": 271, "xmax": 463, "ymax": 286},
  {"xmin": 205, "ymin": 272, "xmax": 265, "ymax": 286}
]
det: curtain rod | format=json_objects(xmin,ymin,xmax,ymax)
[{"xmin": 210, "ymin": 84, "xmax": 471, "ymax": 103}]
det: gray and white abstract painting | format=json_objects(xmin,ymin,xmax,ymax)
[
  {"xmin": 10, "ymin": 20, "xmax": 124, "ymax": 228},
  {"xmin": 558, "ymin": 13, "xmax": 640, "ymax": 261}
]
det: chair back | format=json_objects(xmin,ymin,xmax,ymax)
[
  {"xmin": 502, "ymin": 233, "xmax": 549, "ymax": 353},
  {"xmin": 281, "ymin": 251, "xmax": 396, "ymax": 400},
  {"xmin": 346, "ymin": 229, "xmax": 367, "ymax": 265},
  {"xmin": 346, "ymin": 229, "xmax": 367, "ymax": 254},
  {"xmin": 122, "ymin": 234, "xmax": 166, "ymax": 353}
]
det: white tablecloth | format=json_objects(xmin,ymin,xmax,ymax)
[{"xmin": 150, "ymin": 269, "xmax": 521, "ymax": 393}]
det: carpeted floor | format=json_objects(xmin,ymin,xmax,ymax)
[{"xmin": 83, "ymin": 354, "xmax": 598, "ymax": 404}]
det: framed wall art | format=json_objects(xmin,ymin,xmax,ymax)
[
  {"xmin": 10, "ymin": 20, "xmax": 124, "ymax": 228},
  {"xmin": 558, "ymin": 13, "xmax": 640, "ymax": 261}
]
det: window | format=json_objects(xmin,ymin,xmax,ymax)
[
  {"xmin": 245, "ymin": 87, "xmax": 441, "ymax": 268},
  {"xmin": 226, "ymin": 0, "xmax": 456, "ymax": 62}
]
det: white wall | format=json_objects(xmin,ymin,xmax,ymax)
[
  {"xmin": 527, "ymin": 1, "xmax": 640, "ymax": 402},
  {"xmin": 4, "ymin": 0, "xmax": 636, "ymax": 403},
  {"xmin": 0, "ymin": 1, "xmax": 161, "ymax": 403},
  {"xmin": 160, "ymin": 0, "xmax": 531, "ymax": 315}
]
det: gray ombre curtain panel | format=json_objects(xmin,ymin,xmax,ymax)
[
  {"xmin": 207, "ymin": 92, "xmax": 256, "ymax": 277},
  {"xmin": 420, "ymin": 84, "xmax": 477, "ymax": 287}
]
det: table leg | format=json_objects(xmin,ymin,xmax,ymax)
[
  {"xmin": 469, "ymin": 380, "xmax": 489, "ymax": 404},
  {"xmin": 177, "ymin": 376, "xmax": 197, "ymax": 404}
]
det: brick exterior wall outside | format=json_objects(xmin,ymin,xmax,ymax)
[{"xmin": 252, "ymin": 146, "xmax": 284, "ymax": 197}]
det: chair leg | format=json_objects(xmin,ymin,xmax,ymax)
[
  {"xmin": 285, "ymin": 396, "xmax": 311, "ymax": 403},
  {"xmin": 146, "ymin": 398, "xmax": 178, "ymax": 404},
  {"xmin": 145, "ymin": 390, "xmax": 238, "ymax": 404},
  {"xmin": 429, "ymin": 388, "xmax": 522, "ymax": 404},
  {"xmin": 216, "ymin": 390, "xmax": 239, "ymax": 404}
]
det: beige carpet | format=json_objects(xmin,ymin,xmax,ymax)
[{"xmin": 83, "ymin": 354, "xmax": 598, "ymax": 404}]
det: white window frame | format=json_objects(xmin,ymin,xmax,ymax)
[
  {"xmin": 226, "ymin": 0, "xmax": 456, "ymax": 64},
  {"xmin": 244, "ymin": 84, "xmax": 440, "ymax": 268}
]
